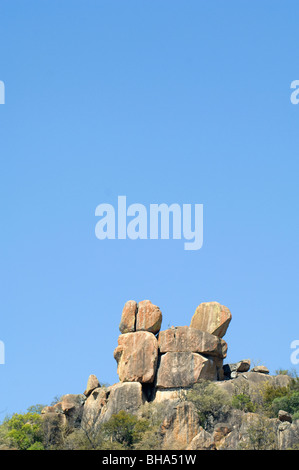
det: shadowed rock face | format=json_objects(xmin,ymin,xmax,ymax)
[
  {"xmin": 102, "ymin": 382, "xmax": 146, "ymax": 423},
  {"xmin": 81, "ymin": 387, "xmax": 108, "ymax": 430},
  {"xmin": 156, "ymin": 352, "xmax": 217, "ymax": 389},
  {"xmin": 190, "ymin": 302, "xmax": 232, "ymax": 338},
  {"xmin": 82, "ymin": 382, "xmax": 147, "ymax": 430},
  {"xmin": 119, "ymin": 300, "xmax": 137, "ymax": 334},
  {"xmin": 158, "ymin": 326, "xmax": 227, "ymax": 358},
  {"xmin": 58, "ymin": 394, "xmax": 85, "ymax": 428},
  {"xmin": 114, "ymin": 331, "xmax": 158, "ymax": 383},
  {"xmin": 187, "ymin": 428, "xmax": 216, "ymax": 450},
  {"xmin": 223, "ymin": 359, "xmax": 251, "ymax": 379}
]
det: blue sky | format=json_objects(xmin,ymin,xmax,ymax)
[{"xmin": 0, "ymin": 1, "xmax": 298, "ymax": 417}]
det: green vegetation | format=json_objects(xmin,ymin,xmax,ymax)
[
  {"xmin": 0, "ymin": 405, "xmax": 163, "ymax": 450},
  {"xmin": 260, "ymin": 375, "xmax": 299, "ymax": 419},
  {"xmin": 238, "ymin": 415, "xmax": 277, "ymax": 450},
  {"xmin": 186, "ymin": 380, "xmax": 231, "ymax": 430},
  {"xmin": 231, "ymin": 393, "xmax": 256, "ymax": 413},
  {"xmin": 1, "ymin": 372, "xmax": 298, "ymax": 450},
  {"xmin": 0, "ymin": 410, "xmax": 45, "ymax": 450},
  {"xmin": 101, "ymin": 410, "xmax": 149, "ymax": 448}
]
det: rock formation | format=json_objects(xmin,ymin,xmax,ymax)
[
  {"xmin": 115, "ymin": 300, "xmax": 230, "ymax": 391},
  {"xmin": 41, "ymin": 299, "xmax": 299, "ymax": 450},
  {"xmin": 114, "ymin": 331, "xmax": 158, "ymax": 383},
  {"xmin": 119, "ymin": 300, "xmax": 162, "ymax": 335},
  {"xmin": 190, "ymin": 301, "xmax": 232, "ymax": 338}
]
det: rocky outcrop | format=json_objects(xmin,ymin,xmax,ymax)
[
  {"xmin": 41, "ymin": 298, "xmax": 299, "ymax": 450},
  {"xmin": 160, "ymin": 401, "xmax": 201, "ymax": 449},
  {"xmin": 82, "ymin": 386, "xmax": 108, "ymax": 430},
  {"xmin": 84, "ymin": 374, "xmax": 101, "ymax": 397},
  {"xmin": 119, "ymin": 300, "xmax": 162, "ymax": 335},
  {"xmin": 278, "ymin": 410, "xmax": 292, "ymax": 423},
  {"xmin": 158, "ymin": 326, "xmax": 227, "ymax": 358},
  {"xmin": 215, "ymin": 371, "xmax": 292, "ymax": 408},
  {"xmin": 223, "ymin": 359, "xmax": 251, "ymax": 379},
  {"xmin": 187, "ymin": 428, "xmax": 216, "ymax": 450},
  {"xmin": 114, "ymin": 331, "xmax": 158, "ymax": 383},
  {"xmin": 277, "ymin": 421, "xmax": 299, "ymax": 449},
  {"xmin": 81, "ymin": 381, "xmax": 148, "ymax": 432},
  {"xmin": 251, "ymin": 365, "xmax": 270, "ymax": 374},
  {"xmin": 103, "ymin": 382, "xmax": 146, "ymax": 423},
  {"xmin": 119, "ymin": 300, "xmax": 137, "ymax": 334},
  {"xmin": 41, "ymin": 394, "xmax": 86, "ymax": 429},
  {"xmin": 156, "ymin": 352, "xmax": 217, "ymax": 389},
  {"xmin": 136, "ymin": 300, "xmax": 162, "ymax": 334},
  {"xmin": 190, "ymin": 302, "xmax": 232, "ymax": 338},
  {"xmin": 156, "ymin": 326, "xmax": 227, "ymax": 388}
]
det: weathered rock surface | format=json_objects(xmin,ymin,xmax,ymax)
[
  {"xmin": 114, "ymin": 331, "xmax": 158, "ymax": 383},
  {"xmin": 190, "ymin": 301, "xmax": 232, "ymax": 338},
  {"xmin": 213, "ymin": 423, "xmax": 233, "ymax": 449},
  {"xmin": 160, "ymin": 401, "xmax": 201, "ymax": 449},
  {"xmin": 103, "ymin": 382, "xmax": 146, "ymax": 423},
  {"xmin": 187, "ymin": 428, "xmax": 216, "ymax": 450},
  {"xmin": 158, "ymin": 326, "xmax": 227, "ymax": 358},
  {"xmin": 41, "ymin": 298, "xmax": 299, "ymax": 450},
  {"xmin": 215, "ymin": 372, "xmax": 292, "ymax": 406},
  {"xmin": 251, "ymin": 365, "xmax": 269, "ymax": 374},
  {"xmin": 278, "ymin": 410, "xmax": 292, "ymax": 423},
  {"xmin": 223, "ymin": 359, "xmax": 251, "ymax": 379},
  {"xmin": 136, "ymin": 300, "xmax": 162, "ymax": 334},
  {"xmin": 54, "ymin": 394, "xmax": 86, "ymax": 428},
  {"xmin": 152, "ymin": 389, "xmax": 183, "ymax": 403},
  {"xmin": 156, "ymin": 352, "xmax": 217, "ymax": 389},
  {"xmin": 277, "ymin": 421, "xmax": 299, "ymax": 449},
  {"xmin": 84, "ymin": 374, "xmax": 100, "ymax": 397},
  {"xmin": 119, "ymin": 300, "xmax": 162, "ymax": 335},
  {"xmin": 82, "ymin": 382, "xmax": 147, "ymax": 430},
  {"xmin": 81, "ymin": 387, "xmax": 108, "ymax": 430},
  {"xmin": 119, "ymin": 300, "xmax": 137, "ymax": 334}
]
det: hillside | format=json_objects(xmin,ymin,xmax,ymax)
[{"xmin": 1, "ymin": 300, "xmax": 298, "ymax": 450}]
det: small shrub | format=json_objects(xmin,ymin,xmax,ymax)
[
  {"xmin": 261, "ymin": 383, "xmax": 290, "ymax": 417},
  {"xmin": 272, "ymin": 391, "xmax": 299, "ymax": 417},
  {"xmin": 134, "ymin": 402, "xmax": 164, "ymax": 450},
  {"xmin": 239, "ymin": 415, "xmax": 277, "ymax": 450},
  {"xmin": 186, "ymin": 380, "xmax": 231, "ymax": 431},
  {"xmin": 101, "ymin": 410, "xmax": 152, "ymax": 449},
  {"xmin": 231, "ymin": 393, "xmax": 256, "ymax": 413},
  {"xmin": 101, "ymin": 411, "xmax": 138, "ymax": 448}
]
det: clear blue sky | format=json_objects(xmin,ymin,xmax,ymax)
[{"xmin": 0, "ymin": 1, "xmax": 298, "ymax": 417}]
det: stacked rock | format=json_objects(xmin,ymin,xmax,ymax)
[
  {"xmin": 114, "ymin": 300, "xmax": 232, "ymax": 390},
  {"xmin": 114, "ymin": 300, "xmax": 162, "ymax": 383},
  {"xmin": 156, "ymin": 326, "xmax": 228, "ymax": 388}
]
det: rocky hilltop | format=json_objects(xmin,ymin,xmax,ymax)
[{"xmin": 42, "ymin": 300, "xmax": 299, "ymax": 450}]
